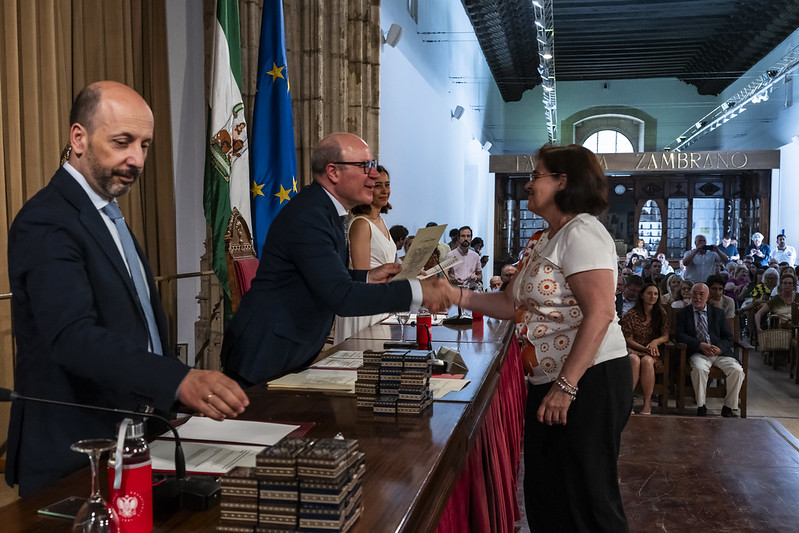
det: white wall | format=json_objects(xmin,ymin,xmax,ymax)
[
  {"xmin": 772, "ymin": 141, "xmax": 799, "ymax": 250},
  {"xmin": 165, "ymin": 0, "xmax": 206, "ymax": 364},
  {"xmin": 379, "ymin": 0, "xmax": 498, "ymax": 273}
]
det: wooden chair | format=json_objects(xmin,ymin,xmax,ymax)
[
  {"xmin": 224, "ymin": 207, "xmax": 259, "ymax": 312},
  {"xmin": 676, "ymin": 339, "xmax": 751, "ymax": 418}
]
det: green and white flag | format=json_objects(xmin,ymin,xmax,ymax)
[{"xmin": 203, "ymin": 0, "xmax": 251, "ymax": 307}]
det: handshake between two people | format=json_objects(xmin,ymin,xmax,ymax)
[{"xmin": 367, "ymin": 262, "xmax": 463, "ymax": 314}]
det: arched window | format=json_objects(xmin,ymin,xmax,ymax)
[{"xmin": 582, "ymin": 130, "xmax": 634, "ymax": 153}]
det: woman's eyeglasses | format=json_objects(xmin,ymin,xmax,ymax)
[{"xmin": 529, "ymin": 171, "xmax": 559, "ymax": 181}]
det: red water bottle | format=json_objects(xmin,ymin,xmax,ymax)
[
  {"xmin": 108, "ymin": 418, "xmax": 153, "ymax": 533},
  {"xmin": 417, "ymin": 307, "xmax": 432, "ymax": 349}
]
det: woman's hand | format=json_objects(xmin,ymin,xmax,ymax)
[
  {"xmin": 646, "ymin": 341, "xmax": 660, "ymax": 356},
  {"xmin": 537, "ymin": 385, "xmax": 573, "ymax": 426}
]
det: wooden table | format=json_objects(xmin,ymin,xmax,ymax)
[{"xmin": 0, "ymin": 321, "xmax": 519, "ymax": 533}]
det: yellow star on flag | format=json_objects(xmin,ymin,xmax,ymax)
[
  {"xmin": 251, "ymin": 181, "xmax": 265, "ymax": 197},
  {"xmin": 267, "ymin": 62, "xmax": 285, "ymax": 82},
  {"xmin": 275, "ymin": 184, "xmax": 292, "ymax": 204},
  {"xmin": 292, "ymin": 176, "xmax": 298, "ymax": 193}
]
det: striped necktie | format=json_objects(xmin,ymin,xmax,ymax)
[{"xmin": 695, "ymin": 309, "xmax": 710, "ymax": 344}]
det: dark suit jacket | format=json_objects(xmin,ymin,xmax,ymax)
[
  {"xmin": 6, "ymin": 168, "xmax": 189, "ymax": 496},
  {"xmin": 222, "ymin": 181, "xmax": 413, "ymax": 386},
  {"xmin": 675, "ymin": 304, "xmax": 735, "ymax": 359}
]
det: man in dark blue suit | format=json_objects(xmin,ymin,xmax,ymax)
[
  {"xmin": 222, "ymin": 133, "xmax": 451, "ymax": 387},
  {"xmin": 676, "ymin": 283, "xmax": 744, "ymax": 417},
  {"xmin": 6, "ymin": 81, "xmax": 248, "ymax": 496}
]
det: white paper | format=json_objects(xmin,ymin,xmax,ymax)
[
  {"xmin": 430, "ymin": 377, "xmax": 470, "ymax": 398},
  {"xmin": 393, "ymin": 224, "xmax": 447, "ymax": 280},
  {"xmin": 311, "ymin": 350, "xmax": 364, "ymax": 369},
  {"xmin": 418, "ymin": 255, "xmax": 461, "ymax": 279},
  {"xmin": 158, "ymin": 417, "xmax": 299, "ymax": 446},
  {"xmin": 267, "ymin": 368, "xmax": 357, "ymax": 393},
  {"xmin": 150, "ymin": 439, "xmax": 264, "ymax": 474}
]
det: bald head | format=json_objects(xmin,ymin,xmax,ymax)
[
  {"xmin": 68, "ymin": 81, "xmax": 154, "ymax": 200},
  {"xmin": 311, "ymin": 133, "xmax": 379, "ymax": 209},
  {"xmin": 690, "ymin": 283, "xmax": 709, "ymax": 310}
]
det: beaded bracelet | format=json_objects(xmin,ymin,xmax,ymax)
[
  {"xmin": 554, "ymin": 375, "xmax": 578, "ymax": 400},
  {"xmin": 554, "ymin": 379, "xmax": 577, "ymax": 401}
]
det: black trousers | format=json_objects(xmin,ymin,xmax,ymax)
[{"xmin": 524, "ymin": 356, "xmax": 633, "ymax": 533}]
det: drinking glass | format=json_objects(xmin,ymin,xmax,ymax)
[
  {"xmin": 395, "ymin": 311, "xmax": 411, "ymax": 343},
  {"xmin": 70, "ymin": 439, "xmax": 119, "ymax": 533}
]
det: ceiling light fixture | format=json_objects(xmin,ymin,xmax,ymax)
[
  {"xmin": 533, "ymin": 0, "xmax": 558, "ymax": 143},
  {"xmin": 666, "ymin": 45, "xmax": 799, "ymax": 151}
]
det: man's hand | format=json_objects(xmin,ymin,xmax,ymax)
[
  {"xmin": 369, "ymin": 262, "xmax": 402, "ymax": 283},
  {"xmin": 420, "ymin": 277, "xmax": 453, "ymax": 313},
  {"xmin": 178, "ymin": 369, "xmax": 249, "ymax": 421}
]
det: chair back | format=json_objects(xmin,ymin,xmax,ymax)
[{"xmin": 224, "ymin": 207, "xmax": 259, "ymax": 312}]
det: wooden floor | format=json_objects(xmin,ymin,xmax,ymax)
[{"xmin": 516, "ymin": 350, "xmax": 799, "ymax": 532}]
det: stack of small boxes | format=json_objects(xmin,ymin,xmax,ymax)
[
  {"xmin": 217, "ymin": 437, "xmax": 364, "ymax": 533},
  {"xmin": 217, "ymin": 466, "xmax": 259, "ymax": 532},
  {"xmin": 355, "ymin": 349, "xmax": 433, "ymax": 416}
]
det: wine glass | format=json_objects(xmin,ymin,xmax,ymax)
[
  {"xmin": 70, "ymin": 439, "xmax": 119, "ymax": 533},
  {"xmin": 395, "ymin": 311, "xmax": 411, "ymax": 343}
]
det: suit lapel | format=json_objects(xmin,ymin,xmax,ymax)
[
  {"xmin": 310, "ymin": 182, "xmax": 348, "ymax": 264},
  {"xmin": 50, "ymin": 170, "xmax": 142, "ymax": 309}
]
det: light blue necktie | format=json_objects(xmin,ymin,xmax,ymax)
[{"xmin": 101, "ymin": 202, "xmax": 163, "ymax": 355}]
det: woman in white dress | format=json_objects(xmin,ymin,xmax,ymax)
[{"xmin": 333, "ymin": 165, "xmax": 397, "ymax": 344}]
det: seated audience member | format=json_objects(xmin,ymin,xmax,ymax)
[
  {"xmin": 768, "ymin": 258, "xmax": 779, "ymax": 269},
  {"xmin": 660, "ymin": 273, "xmax": 683, "ymax": 306},
  {"xmin": 643, "ymin": 258, "xmax": 663, "ymax": 285},
  {"xmin": 447, "ymin": 228, "xmax": 460, "ymax": 250},
  {"xmin": 676, "ymin": 283, "xmax": 744, "ymax": 418},
  {"xmin": 489, "ymin": 275, "xmax": 503, "ymax": 291},
  {"xmin": 755, "ymin": 270, "xmax": 798, "ymax": 332},
  {"xmin": 742, "ymin": 267, "xmax": 779, "ymax": 310},
  {"xmin": 471, "ymin": 236, "xmax": 484, "ymax": 255},
  {"xmin": 707, "ymin": 275, "xmax": 736, "ymax": 335},
  {"xmin": 671, "ymin": 280, "xmax": 694, "ymax": 309},
  {"xmin": 724, "ymin": 266, "xmax": 750, "ymax": 302},
  {"xmin": 770, "ymin": 233, "xmax": 796, "ymax": 267},
  {"xmin": 621, "ymin": 282, "xmax": 670, "ymax": 415},
  {"xmin": 718, "ymin": 234, "xmax": 740, "ymax": 261},
  {"xmin": 446, "ymin": 226, "xmax": 483, "ymax": 290},
  {"xmin": 627, "ymin": 238, "xmax": 649, "ymax": 260},
  {"xmin": 470, "ymin": 236, "xmax": 489, "ymax": 269},
  {"xmin": 744, "ymin": 232, "xmax": 770, "ymax": 268},
  {"xmin": 400, "ymin": 234, "xmax": 414, "ymax": 260},
  {"xmin": 499, "ymin": 263, "xmax": 517, "ymax": 290},
  {"xmin": 616, "ymin": 274, "xmax": 644, "ymax": 319},
  {"xmin": 682, "ymin": 234, "xmax": 723, "ymax": 283},
  {"xmin": 657, "ymin": 252, "xmax": 674, "ymax": 275},
  {"xmin": 389, "ymin": 224, "xmax": 409, "ymax": 253},
  {"xmin": 627, "ymin": 253, "xmax": 643, "ymax": 275}
]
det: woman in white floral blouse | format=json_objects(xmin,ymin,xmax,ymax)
[{"xmin": 445, "ymin": 144, "xmax": 632, "ymax": 532}]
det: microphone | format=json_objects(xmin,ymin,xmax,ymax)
[{"xmin": 0, "ymin": 387, "xmax": 219, "ymax": 512}]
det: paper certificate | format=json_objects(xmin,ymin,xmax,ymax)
[{"xmin": 393, "ymin": 224, "xmax": 447, "ymax": 281}]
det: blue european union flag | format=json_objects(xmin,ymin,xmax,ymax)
[{"xmin": 249, "ymin": 0, "xmax": 297, "ymax": 257}]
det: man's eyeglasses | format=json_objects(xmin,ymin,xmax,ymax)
[
  {"xmin": 529, "ymin": 171, "xmax": 559, "ymax": 181},
  {"xmin": 334, "ymin": 160, "xmax": 378, "ymax": 174}
]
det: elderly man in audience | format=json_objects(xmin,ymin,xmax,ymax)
[{"xmin": 676, "ymin": 283, "xmax": 744, "ymax": 418}]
